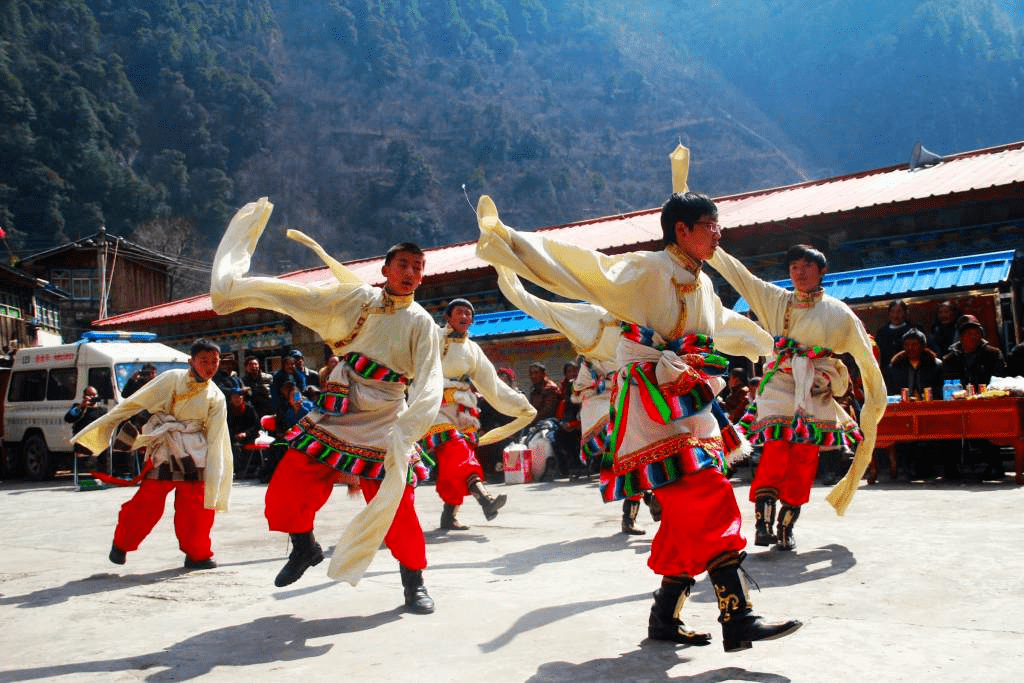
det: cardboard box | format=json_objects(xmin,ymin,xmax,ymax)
[{"xmin": 502, "ymin": 444, "xmax": 534, "ymax": 484}]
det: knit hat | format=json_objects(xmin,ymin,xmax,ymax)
[
  {"xmin": 957, "ymin": 314, "xmax": 984, "ymax": 334},
  {"xmin": 902, "ymin": 328, "xmax": 927, "ymax": 344},
  {"xmin": 444, "ymin": 298, "xmax": 475, "ymax": 319}
]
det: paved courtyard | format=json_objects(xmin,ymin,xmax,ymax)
[{"xmin": 1, "ymin": 470, "xmax": 1022, "ymax": 682}]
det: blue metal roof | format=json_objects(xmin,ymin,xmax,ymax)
[
  {"xmin": 471, "ymin": 309, "xmax": 549, "ymax": 339},
  {"xmin": 734, "ymin": 250, "xmax": 1017, "ymax": 313}
]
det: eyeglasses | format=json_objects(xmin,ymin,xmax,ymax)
[{"xmin": 695, "ymin": 220, "xmax": 722, "ymax": 235}]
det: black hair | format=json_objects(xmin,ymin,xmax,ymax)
[
  {"xmin": 190, "ymin": 338, "xmax": 220, "ymax": 356},
  {"xmin": 784, "ymin": 244, "xmax": 827, "ymax": 271},
  {"xmin": 660, "ymin": 192, "xmax": 717, "ymax": 246},
  {"xmin": 887, "ymin": 299, "xmax": 909, "ymax": 313},
  {"xmin": 384, "ymin": 241, "xmax": 425, "ymax": 265}
]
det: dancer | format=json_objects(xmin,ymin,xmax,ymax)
[
  {"xmin": 71, "ymin": 339, "xmax": 232, "ymax": 570},
  {"xmin": 707, "ymin": 244, "xmax": 885, "ymax": 550},
  {"xmin": 421, "ymin": 298, "xmax": 535, "ymax": 530},
  {"xmin": 210, "ymin": 198, "xmax": 442, "ymax": 613},
  {"xmin": 477, "ymin": 192, "xmax": 801, "ymax": 652},
  {"xmin": 494, "ymin": 265, "xmax": 658, "ymax": 535}
]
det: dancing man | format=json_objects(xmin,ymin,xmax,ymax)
[
  {"xmin": 707, "ymin": 244, "xmax": 885, "ymax": 550},
  {"xmin": 210, "ymin": 198, "xmax": 442, "ymax": 613},
  {"xmin": 476, "ymin": 191, "xmax": 801, "ymax": 652},
  {"xmin": 421, "ymin": 297, "xmax": 536, "ymax": 530}
]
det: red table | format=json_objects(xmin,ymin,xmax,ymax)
[{"xmin": 873, "ymin": 396, "xmax": 1024, "ymax": 484}]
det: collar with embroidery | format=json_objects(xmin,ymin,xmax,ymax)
[
  {"xmin": 666, "ymin": 243, "xmax": 703, "ymax": 277},
  {"xmin": 445, "ymin": 324, "xmax": 468, "ymax": 341},
  {"xmin": 791, "ymin": 288, "xmax": 824, "ymax": 307},
  {"xmin": 381, "ymin": 289, "xmax": 414, "ymax": 311}
]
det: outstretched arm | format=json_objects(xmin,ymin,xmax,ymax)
[
  {"xmin": 469, "ymin": 343, "xmax": 536, "ymax": 446},
  {"xmin": 707, "ymin": 247, "xmax": 787, "ymax": 323}
]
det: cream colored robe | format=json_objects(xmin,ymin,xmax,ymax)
[
  {"xmin": 429, "ymin": 323, "xmax": 536, "ymax": 447},
  {"xmin": 476, "ymin": 196, "xmax": 772, "ymax": 497},
  {"xmin": 71, "ymin": 369, "xmax": 232, "ymax": 511},
  {"xmin": 210, "ymin": 198, "xmax": 442, "ymax": 585},
  {"xmin": 708, "ymin": 247, "xmax": 887, "ymax": 514}
]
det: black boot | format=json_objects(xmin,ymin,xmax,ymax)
[
  {"xmin": 109, "ymin": 542, "xmax": 126, "ymax": 565},
  {"xmin": 754, "ymin": 495, "xmax": 777, "ymax": 547},
  {"xmin": 643, "ymin": 490, "xmax": 662, "ymax": 522},
  {"xmin": 468, "ymin": 474, "xmax": 506, "ymax": 521},
  {"xmin": 775, "ymin": 504, "xmax": 800, "ymax": 552},
  {"xmin": 274, "ymin": 531, "xmax": 324, "ymax": 587},
  {"xmin": 400, "ymin": 565, "xmax": 435, "ymax": 614},
  {"xmin": 440, "ymin": 503, "xmax": 469, "ymax": 531},
  {"xmin": 621, "ymin": 499, "xmax": 646, "ymax": 535},
  {"xmin": 647, "ymin": 576, "xmax": 712, "ymax": 645},
  {"xmin": 708, "ymin": 552, "xmax": 801, "ymax": 652}
]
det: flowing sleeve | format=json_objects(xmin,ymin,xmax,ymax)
[
  {"xmin": 477, "ymin": 196, "xmax": 647, "ymax": 320},
  {"xmin": 711, "ymin": 290, "xmax": 774, "ymax": 361},
  {"xmin": 469, "ymin": 341, "xmax": 536, "ymax": 446},
  {"xmin": 70, "ymin": 371, "xmax": 178, "ymax": 455},
  {"xmin": 825, "ymin": 310, "xmax": 887, "ymax": 515},
  {"xmin": 210, "ymin": 198, "xmax": 367, "ymax": 334},
  {"xmin": 326, "ymin": 312, "xmax": 443, "ymax": 585},
  {"xmin": 203, "ymin": 391, "xmax": 233, "ymax": 512}
]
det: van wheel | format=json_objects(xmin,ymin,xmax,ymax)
[
  {"xmin": 23, "ymin": 435, "xmax": 54, "ymax": 481},
  {"xmin": 2, "ymin": 446, "xmax": 25, "ymax": 477}
]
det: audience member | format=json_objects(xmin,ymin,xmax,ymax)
[
  {"xmin": 270, "ymin": 354, "xmax": 306, "ymax": 412},
  {"xmin": 475, "ymin": 367, "xmax": 525, "ymax": 481},
  {"xmin": 554, "ymin": 361, "xmax": 582, "ymax": 476},
  {"xmin": 928, "ymin": 300, "xmax": 959, "ymax": 356},
  {"xmin": 527, "ymin": 362, "xmax": 562, "ymax": 425},
  {"xmin": 213, "ymin": 353, "xmax": 243, "ymax": 397},
  {"xmin": 318, "ymin": 355, "xmax": 340, "ymax": 386},
  {"xmin": 1006, "ymin": 341, "xmax": 1024, "ymax": 377},
  {"xmin": 122, "ymin": 363, "xmax": 157, "ymax": 398},
  {"xmin": 875, "ymin": 299, "xmax": 919, "ymax": 369},
  {"xmin": 719, "ymin": 367, "xmax": 751, "ymax": 423},
  {"xmin": 226, "ymin": 389, "xmax": 261, "ymax": 478},
  {"xmin": 242, "ymin": 356, "xmax": 274, "ymax": 417},
  {"xmin": 291, "ymin": 349, "xmax": 320, "ymax": 388},
  {"xmin": 64, "ymin": 385, "xmax": 109, "ymax": 469},
  {"xmin": 884, "ymin": 328, "xmax": 944, "ymax": 399}
]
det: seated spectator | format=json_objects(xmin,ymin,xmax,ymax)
[
  {"xmin": 555, "ymin": 361, "xmax": 582, "ymax": 476},
  {"xmin": 291, "ymin": 349, "xmax": 320, "ymax": 388},
  {"xmin": 261, "ymin": 380, "xmax": 313, "ymax": 483},
  {"xmin": 242, "ymin": 356, "xmax": 274, "ymax": 417},
  {"xmin": 928, "ymin": 300, "xmax": 959, "ymax": 356},
  {"xmin": 213, "ymin": 353, "xmax": 243, "ymax": 397},
  {"xmin": 527, "ymin": 362, "xmax": 562, "ymax": 426},
  {"xmin": 122, "ymin": 363, "xmax": 156, "ymax": 398},
  {"xmin": 942, "ymin": 315, "xmax": 1008, "ymax": 479},
  {"xmin": 1007, "ymin": 341, "xmax": 1024, "ymax": 378},
  {"xmin": 875, "ymin": 299, "xmax": 920, "ymax": 370},
  {"xmin": 270, "ymin": 354, "xmax": 306, "ymax": 412},
  {"xmin": 226, "ymin": 389, "xmax": 261, "ymax": 478},
  {"xmin": 885, "ymin": 328, "xmax": 944, "ymax": 400}
]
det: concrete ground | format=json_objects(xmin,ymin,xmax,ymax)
[{"xmin": 1, "ymin": 469, "xmax": 1022, "ymax": 683}]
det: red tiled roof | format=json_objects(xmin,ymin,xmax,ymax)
[{"xmin": 95, "ymin": 139, "xmax": 1024, "ymax": 328}]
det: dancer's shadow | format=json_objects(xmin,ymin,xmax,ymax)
[
  {"xmin": 0, "ymin": 569, "xmax": 189, "ymax": 608},
  {"xmin": 527, "ymin": 642, "xmax": 791, "ymax": 683},
  {"xmin": 0, "ymin": 610, "xmax": 402, "ymax": 682},
  {"xmin": 432, "ymin": 534, "xmax": 650, "ymax": 576}
]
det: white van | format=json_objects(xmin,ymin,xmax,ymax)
[{"xmin": 1, "ymin": 331, "xmax": 189, "ymax": 480}]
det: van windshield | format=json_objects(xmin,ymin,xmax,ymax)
[{"xmin": 115, "ymin": 362, "xmax": 189, "ymax": 393}]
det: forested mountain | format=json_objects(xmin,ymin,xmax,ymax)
[{"xmin": 1, "ymin": 0, "xmax": 1021, "ymax": 292}]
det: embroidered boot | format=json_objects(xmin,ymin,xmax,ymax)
[
  {"xmin": 754, "ymin": 495, "xmax": 778, "ymax": 547},
  {"xmin": 468, "ymin": 474, "xmax": 506, "ymax": 521},
  {"xmin": 647, "ymin": 575, "xmax": 712, "ymax": 645},
  {"xmin": 440, "ymin": 503, "xmax": 469, "ymax": 531},
  {"xmin": 400, "ymin": 565, "xmax": 435, "ymax": 614},
  {"xmin": 274, "ymin": 531, "xmax": 324, "ymax": 587},
  {"xmin": 621, "ymin": 499, "xmax": 646, "ymax": 535},
  {"xmin": 775, "ymin": 504, "xmax": 801, "ymax": 552},
  {"xmin": 708, "ymin": 552, "xmax": 802, "ymax": 652}
]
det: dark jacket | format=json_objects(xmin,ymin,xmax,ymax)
[
  {"xmin": 875, "ymin": 322, "xmax": 921, "ymax": 369},
  {"xmin": 529, "ymin": 378, "xmax": 562, "ymax": 424},
  {"xmin": 884, "ymin": 349, "xmax": 944, "ymax": 398},
  {"xmin": 242, "ymin": 370, "xmax": 274, "ymax": 416},
  {"xmin": 64, "ymin": 402, "xmax": 108, "ymax": 434},
  {"xmin": 227, "ymin": 402, "xmax": 261, "ymax": 446},
  {"xmin": 942, "ymin": 340, "xmax": 1006, "ymax": 387}
]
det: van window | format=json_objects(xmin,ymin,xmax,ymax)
[
  {"xmin": 7, "ymin": 370, "xmax": 47, "ymax": 402},
  {"xmin": 88, "ymin": 367, "xmax": 116, "ymax": 401},
  {"xmin": 46, "ymin": 367, "xmax": 77, "ymax": 400}
]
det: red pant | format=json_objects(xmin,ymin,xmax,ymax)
[
  {"xmin": 750, "ymin": 440, "xmax": 820, "ymax": 506},
  {"xmin": 265, "ymin": 448, "xmax": 426, "ymax": 570},
  {"xmin": 433, "ymin": 437, "xmax": 484, "ymax": 506},
  {"xmin": 113, "ymin": 478, "xmax": 215, "ymax": 562},
  {"xmin": 647, "ymin": 468, "xmax": 746, "ymax": 578}
]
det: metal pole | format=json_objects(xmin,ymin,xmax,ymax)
[{"xmin": 97, "ymin": 226, "xmax": 107, "ymax": 320}]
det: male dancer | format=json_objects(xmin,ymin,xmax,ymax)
[
  {"xmin": 708, "ymin": 245, "xmax": 885, "ymax": 550},
  {"xmin": 421, "ymin": 298, "xmax": 535, "ymax": 530},
  {"xmin": 494, "ymin": 266, "xmax": 657, "ymax": 535},
  {"xmin": 71, "ymin": 338, "xmax": 232, "ymax": 569},
  {"xmin": 210, "ymin": 198, "xmax": 442, "ymax": 613},
  {"xmin": 477, "ymin": 192, "xmax": 801, "ymax": 652}
]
